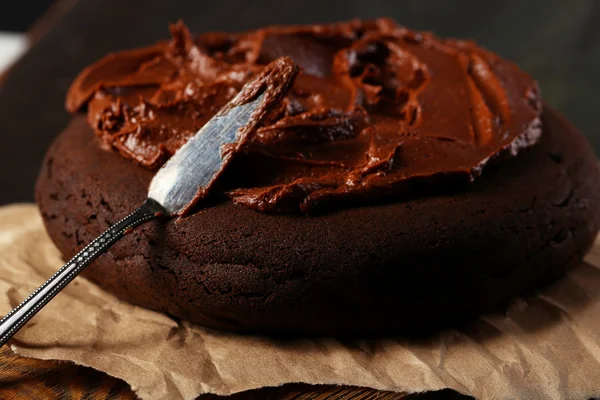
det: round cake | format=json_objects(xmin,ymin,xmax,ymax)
[{"xmin": 36, "ymin": 18, "xmax": 600, "ymax": 335}]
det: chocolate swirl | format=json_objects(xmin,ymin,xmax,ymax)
[{"xmin": 67, "ymin": 18, "xmax": 542, "ymax": 213}]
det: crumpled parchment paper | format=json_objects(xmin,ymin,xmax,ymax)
[{"xmin": 2, "ymin": 204, "xmax": 600, "ymax": 400}]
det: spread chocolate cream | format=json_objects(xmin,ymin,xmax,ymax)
[{"xmin": 67, "ymin": 18, "xmax": 541, "ymax": 214}]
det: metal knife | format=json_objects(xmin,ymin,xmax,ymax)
[{"xmin": 0, "ymin": 57, "xmax": 298, "ymax": 347}]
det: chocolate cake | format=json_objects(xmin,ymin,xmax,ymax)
[{"xmin": 36, "ymin": 18, "xmax": 600, "ymax": 335}]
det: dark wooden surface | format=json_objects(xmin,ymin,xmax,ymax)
[{"xmin": 0, "ymin": 1, "xmax": 597, "ymax": 398}]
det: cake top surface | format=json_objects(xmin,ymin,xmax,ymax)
[{"xmin": 67, "ymin": 18, "xmax": 541, "ymax": 213}]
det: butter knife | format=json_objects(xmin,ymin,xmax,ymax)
[{"xmin": 0, "ymin": 57, "xmax": 298, "ymax": 347}]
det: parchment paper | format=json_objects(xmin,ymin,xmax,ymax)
[{"xmin": 2, "ymin": 204, "xmax": 600, "ymax": 400}]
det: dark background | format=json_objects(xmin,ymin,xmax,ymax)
[
  {"xmin": 0, "ymin": 1, "xmax": 54, "ymax": 31},
  {"xmin": 0, "ymin": 0, "xmax": 599, "ymax": 205}
]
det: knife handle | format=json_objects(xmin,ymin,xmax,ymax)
[{"xmin": 0, "ymin": 198, "xmax": 165, "ymax": 347}]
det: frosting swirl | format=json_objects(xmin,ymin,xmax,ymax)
[{"xmin": 67, "ymin": 18, "xmax": 542, "ymax": 213}]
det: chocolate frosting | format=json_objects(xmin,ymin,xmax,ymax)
[{"xmin": 67, "ymin": 18, "xmax": 542, "ymax": 213}]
